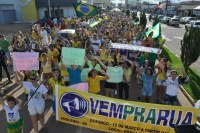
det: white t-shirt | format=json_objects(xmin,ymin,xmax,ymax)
[
  {"xmin": 90, "ymin": 38, "xmax": 101, "ymax": 53},
  {"xmin": 166, "ymin": 77, "xmax": 179, "ymax": 96},
  {"xmin": 23, "ymin": 82, "xmax": 48, "ymax": 106},
  {"xmin": 133, "ymin": 40, "xmax": 141, "ymax": 46},
  {"xmin": 195, "ymin": 100, "xmax": 200, "ymax": 109},
  {"xmin": 4, "ymin": 105, "xmax": 20, "ymax": 122}
]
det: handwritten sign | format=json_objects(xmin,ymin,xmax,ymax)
[
  {"xmin": 110, "ymin": 43, "xmax": 162, "ymax": 54},
  {"xmin": 106, "ymin": 66, "xmax": 123, "ymax": 83},
  {"xmin": 62, "ymin": 47, "xmax": 85, "ymax": 66},
  {"xmin": 12, "ymin": 52, "xmax": 39, "ymax": 71}
]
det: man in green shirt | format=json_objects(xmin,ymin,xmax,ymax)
[{"xmin": 0, "ymin": 34, "xmax": 10, "ymax": 61}]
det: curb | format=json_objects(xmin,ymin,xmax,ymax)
[{"xmin": 179, "ymin": 85, "xmax": 195, "ymax": 106}]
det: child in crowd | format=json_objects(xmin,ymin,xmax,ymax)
[{"xmin": 0, "ymin": 96, "xmax": 23, "ymax": 133}]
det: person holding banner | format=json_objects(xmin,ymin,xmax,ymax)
[
  {"xmin": 138, "ymin": 67, "xmax": 162, "ymax": 103},
  {"xmin": 87, "ymin": 69, "xmax": 109, "ymax": 94},
  {"xmin": 164, "ymin": 68, "xmax": 187, "ymax": 105},
  {"xmin": 15, "ymin": 71, "xmax": 53, "ymax": 133}
]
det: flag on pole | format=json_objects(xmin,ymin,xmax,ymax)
[
  {"xmin": 146, "ymin": 23, "xmax": 160, "ymax": 38},
  {"xmin": 73, "ymin": 3, "xmax": 97, "ymax": 17}
]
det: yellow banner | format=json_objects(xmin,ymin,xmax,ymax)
[{"xmin": 56, "ymin": 85, "xmax": 199, "ymax": 133}]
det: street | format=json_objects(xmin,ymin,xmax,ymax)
[{"xmin": 146, "ymin": 16, "xmax": 200, "ymax": 72}]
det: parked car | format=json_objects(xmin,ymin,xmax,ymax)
[
  {"xmin": 53, "ymin": 29, "xmax": 76, "ymax": 45},
  {"xmin": 161, "ymin": 16, "xmax": 171, "ymax": 24},
  {"xmin": 158, "ymin": 15, "xmax": 165, "ymax": 20},
  {"xmin": 168, "ymin": 18, "xmax": 180, "ymax": 27},
  {"xmin": 180, "ymin": 17, "xmax": 187, "ymax": 23},
  {"xmin": 183, "ymin": 17, "xmax": 197, "ymax": 24},
  {"xmin": 185, "ymin": 20, "xmax": 200, "ymax": 29}
]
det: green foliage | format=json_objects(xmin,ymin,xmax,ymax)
[
  {"xmin": 181, "ymin": 27, "xmax": 200, "ymax": 72},
  {"xmin": 139, "ymin": 11, "xmax": 147, "ymax": 29},
  {"xmin": 161, "ymin": 46, "xmax": 200, "ymax": 102}
]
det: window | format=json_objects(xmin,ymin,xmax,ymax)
[{"xmin": 195, "ymin": 22, "xmax": 200, "ymax": 25}]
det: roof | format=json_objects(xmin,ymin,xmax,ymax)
[
  {"xmin": 194, "ymin": 6, "xmax": 200, "ymax": 10},
  {"xmin": 35, "ymin": 0, "xmax": 76, "ymax": 8},
  {"xmin": 178, "ymin": 5, "xmax": 199, "ymax": 10}
]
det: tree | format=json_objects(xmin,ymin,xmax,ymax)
[
  {"xmin": 181, "ymin": 27, "xmax": 200, "ymax": 73},
  {"xmin": 139, "ymin": 11, "xmax": 147, "ymax": 29}
]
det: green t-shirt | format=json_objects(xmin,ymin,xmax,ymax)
[
  {"xmin": 0, "ymin": 39, "xmax": 9, "ymax": 52},
  {"xmin": 148, "ymin": 53, "xmax": 157, "ymax": 62}
]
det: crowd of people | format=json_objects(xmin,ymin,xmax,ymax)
[{"xmin": 0, "ymin": 10, "xmax": 190, "ymax": 133}]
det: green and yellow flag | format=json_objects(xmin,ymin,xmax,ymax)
[
  {"xmin": 146, "ymin": 23, "xmax": 160, "ymax": 38},
  {"xmin": 73, "ymin": 3, "xmax": 97, "ymax": 17}
]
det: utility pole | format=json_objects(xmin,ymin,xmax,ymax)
[
  {"xmin": 166, "ymin": 0, "xmax": 168, "ymax": 16},
  {"xmin": 48, "ymin": 0, "xmax": 51, "ymax": 18}
]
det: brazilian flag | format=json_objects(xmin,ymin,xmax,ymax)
[
  {"xmin": 73, "ymin": 3, "xmax": 97, "ymax": 17},
  {"xmin": 146, "ymin": 23, "xmax": 160, "ymax": 38}
]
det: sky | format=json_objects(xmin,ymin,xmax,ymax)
[{"xmin": 111, "ymin": 0, "xmax": 200, "ymax": 4}]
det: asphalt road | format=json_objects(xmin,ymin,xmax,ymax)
[{"xmin": 146, "ymin": 17, "xmax": 200, "ymax": 72}]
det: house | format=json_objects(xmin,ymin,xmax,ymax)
[
  {"xmin": 0, "ymin": 0, "xmax": 81, "ymax": 24},
  {"xmin": 0, "ymin": 0, "xmax": 22, "ymax": 24},
  {"xmin": 35, "ymin": 0, "xmax": 80, "ymax": 19},
  {"xmin": 177, "ymin": 1, "xmax": 200, "ymax": 16}
]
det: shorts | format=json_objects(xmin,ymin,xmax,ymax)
[
  {"xmin": 104, "ymin": 81, "xmax": 116, "ymax": 89},
  {"xmin": 142, "ymin": 88, "xmax": 152, "ymax": 97},
  {"xmin": 28, "ymin": 104, "xmax": 45, "ymax": 115},
  {"xmin": 164, "ymin": 94, "xmax": 178, "ymax": 105},
  {"xmin": 156, "ymin": 79, "xmax": 167, "ymax": 86}
]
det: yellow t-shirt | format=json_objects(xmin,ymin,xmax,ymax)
[
  {"xmin": 42, "ymin": 61, "xmax": 52, "ymax": 73},
  {"xmin": 87, "ymin": 76, "xmax": 104, "ymax": 94},
  {"xmin": 123, "ymin": 67, "xmax": 132, "ymax": 83},
  {"xmin": 48, "ymin": 78, "xmax": 65, "ymax": 95},
  {"xmin": 100, "ymin": 49, "xmax": 108, "ymax": 61},
  {"xmin": 65, "ymin": 19, "xmax": 69, "ymax": 25},
  {"xmin": 58, "ymin": 62, "xmax": 69, "ymax": 77},
  {"xmin": 52, "ymin": 48, "xmax": 60, "ymax": 63},
  {"xmin": 72, "ymin": 41, "xmax": 81, "ymax": 48},
  {"xmin": 71, "ymin": 19, "xmax": 76, "ymax": 24}
]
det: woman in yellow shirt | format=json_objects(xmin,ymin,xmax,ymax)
[
  {"xmin": 41, "ymin": 53, "xmax": 52, "ymax": 84},
  {"xmin": 48, "ymin": 69, "xmax": 64, "ymax": 114},
  {"xmin": 97, "ymin": 44, "xmax": 109, "ymax": 62},
  {"xmin": 155, "ymin": 58, "xmax": 168, "ymax": 104},
  {"xmin": 87, "ymin": 69, "xmax": 109, "ymax": 94}
]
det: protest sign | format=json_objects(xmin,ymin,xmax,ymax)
[
  {"xmin": 62, "ymin": 47, "xmax": 85, "ymax": 66},
  {"xmin": 69, "ymin": 83, "xmax": 88, "ymax": 92},
  {"xmin": 106, "ymin": 67, "xmax": 123, "ymax": 83},
  {"xmin": 110, "ymin": 43, "xmax": 162, "ymax": 54},
  {"xmin": 12, "ymin": 52, "xmax": 39, "ymax": 71},
  {"xmin": 56, "ymin": 86, "xmax": 200, "ymax": 133}
]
